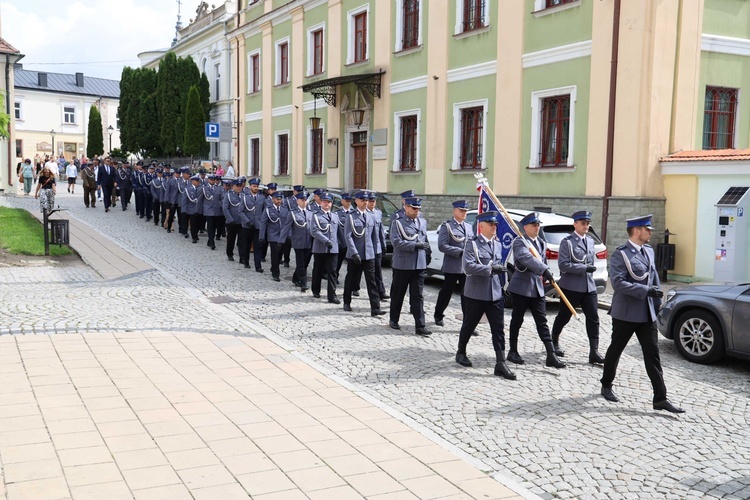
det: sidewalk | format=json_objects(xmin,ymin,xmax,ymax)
[{"xmin": 1, "ymin": 194, "xmax": 529, "ymax": 499}]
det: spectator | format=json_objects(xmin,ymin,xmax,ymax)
[
  {"xmin": 35, "ymin": 166, "xmax": 56, "ymax": 212},
  {"xmin": 225, "ymin": 160, "xmax": 235, "ymax": 177},
  {"xmin": 19, "ymin": 158, "xmax": 34, "ymax": 195},
  {"xmin": 215, "ymin": 163, "xmax": 225, "ymax": 176},
  {"xmin": 66, "ymin": 161, "xmax": 78, "ymax": 194},
  {"xmin": 44, "ymin": 156, "xmax": 59, "ymax": 179}
]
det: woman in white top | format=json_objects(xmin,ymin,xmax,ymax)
[{"xmin": 66, "ymin": 162, "xmax": 79, "ymax": 194}]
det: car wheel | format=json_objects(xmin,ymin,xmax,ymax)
[{"xmin": 672, "ymin": 310, "xmax": 725, "ymax": 364}]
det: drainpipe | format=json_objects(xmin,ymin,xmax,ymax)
[
  {"xmin": 600, "ymin": 0, "xmax": 621, "ymax": 245},
  {"xmin": 6, "ymin": 54, "xmax": 12, "ymax": 188}
]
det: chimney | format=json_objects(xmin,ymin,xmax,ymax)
[
  {"xmin": 38, "ymin": 72, "xmax": 47, "ymax": 87},
  {"xmin": 75, "ymin": 72, "xmax": 84, "ymax": 87}
]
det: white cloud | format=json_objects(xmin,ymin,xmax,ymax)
[{"xmin": 1, "ymin": 0, "xmax": 176, "ymax": 80}]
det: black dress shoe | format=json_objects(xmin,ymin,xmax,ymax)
[
  {"xmin": 601, "ymin": 387, "xmax": 619, "ymax": 402},
  {"xmin": 192, "ymin": 239, "xmax": 199, "ymax": 244},
  {"xmin": 380, "ymin": 294, "xmax": 390, "ymax": 301},
  {"xmin": 415, "ymin": 327, "xmax": 432, "ymax": 336},
  {"xmin": 389, "ymin": 321, "xmax": 400, "ymax": 330},
  {"xmin": 471, "ymin": 330, "xmax": 479, "ymax": 337},
  {"xmin": 455, "ymin": 352, "xmax": 472, "ymax": 367},
  {"xmin": 210, "ymin": 245, "xmax": 216, "ymax": 250},
  {"xmin": 552, "ymin": 342, "xmax": 565, "ymax": 357},
  {"xmin": 506, "ymin": 351, "xmax": 525, "ymax": 365},
  {"xmin": 313, "ymin": 293, "xmax": 321, "ymax": 298},
  {"xmin": 434, "ymin": 317, "xmax": 444, "ymax": 327},
  {"xmin": 256, "ymin": 268, "xmax": 264, "ymax": 273},
  {"xmin": 371, "ymin": 309, "xmax": 386, "ymax": 316},
  {"xmin": 328, "ymin": 297, "xmax": 341, "ymax": 305},
  {"xmin": 228, "ymin": 256, "xmax": 234, "ymax": 262},
  {"xmin": 653, "ymin": 400, "xmax": 685, "ymax": 413},
  {"xmin": 352, "ymin": 290, "xmax": 360, "ymax": 297},
  {"xmin": 301, "ymin": 287, "xmax": 308, "ymax": 293},
  {"xmin": 105, "ymin": 208, "xmax": 110, "ymax": 213},
  {"xmin": 545, "ymin": 353, "xmax": 567, "ymax": 369},
  {"xmin": 283, "ymin": 261, "xmax": 290, "ymax": 268},
  {"xmin": 184, "ymin": 233, "xmax": 189, "ymax": 238},
  {"xmin": 244, "ymin": 264, "xmax": 251, "ymax": 269},
  {"xmin": 343, "ymin": 304, "xmax": 353, "ymax": 312},
  {"xmin": 494, "ymin": 362, "xmax": 516, "ymax": 380},
  {"xmin": 589, "ymin": 350, "xmax": 605, "ymax": 365},
  {"xmin": 272, "ymin": 276, "xmax": 281, "ymax": 282}
]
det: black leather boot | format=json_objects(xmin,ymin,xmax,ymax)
[
  {"xmin": 544, "ymin": 342, "xmax": 567, "ymax": 369},
  {"xmin": 588, "ymin": 338, "xmax": 605, "ymax": 365},
  {"xmin": 494, "ymin": 351, "xmax": 516, "ymax": 380},
  {"xmin": 507, "ymin": 333, "xmax": 525, "ymax": 364},
  {"xmin": 551, "ymin": 332, "xmax": 565, "ymax": 357}
]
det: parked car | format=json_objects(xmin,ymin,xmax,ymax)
[
  {"xmin": 426, "ymin": 209, "xmax": 609, "ymax": 297},
  {"xmin": 657, "ymin": 283, "xmax": 750, "ymax": 364},
  {"xmin": 306, "ymin": 188, "xmax": 400, "ymax": 257}
]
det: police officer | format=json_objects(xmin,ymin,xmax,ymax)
[
  {"xmin": 116, "ymin": 162, "xmax": 133, "ymax": 211},
  {"xmin": 343, "ymin": 191, "xmax": 384, "ymax": 316},
  {"xmin": 550, "ymin": 210, "xmax": 605, "ymax": 364},
  {"xmin": 506, "ymin": 212, "xmax": 566, "ymax": 369},
  {"xmin": 389, "ymin": 197, "xmax": 431, "ymax": 336},
  {"xmin": 222, "ymin": 179, "xmax": 244, "ymax": 262},
  {"xmin": 367, "ymin": 192, "xmax": 389, "ymax": 301},
  {"xmin": 177, "ymin": 167, "xmax": 191, "ymax": 237},
  {"xmin": 244, "ymin": 177, "xmax": 265, "ymax": 272},
  {"xmin": 335, "ymin": 193, "xmax": 354, "ymax": 277},
  {"xmin": 164, "ymin": 169, "xmax": 180, "ymax": 233},
  {"xmin": 143, "ymin": 163, "xmax": 155, "ymax": 221},
  {"xmin": 600, "ymin": 215, "xmax": 684, "ymax": 413},
  {"xmin": 259, "ymin": 191, "xmax": 288, "ymax": 281},
  {"xmin": 216, "ymin": 176, "xmax": 229, "ymax": 241},
  {"xmin": 308, "ymin": 188, "xmax": 325, "ymax": 213},
  {"xmin": 434, "ymin": 200, "xmax": 473, "ymax": 327},
  {"xmin": 132, "ymin": 161, "xmax": 144, "ymax": 214},
  {"xmin": 393, "ymin": 190, "xmax": 425, "ymax": 220},
  {"xmin": 261, "ymin": 182, "xmax": 279, "ymax": 262},
  {"xmin": 282, "ymin": 192, "xmax": 313, "ymax": 292},
  {"xmin": 150, "ymin": 168, "xmax": 167, "ymax": 226},
  {"xmin": 281, "ymin": 185, "xmax": 304, "ymax": 266},
  {"xmin": 455, "ymin": 211, "xmax": 515, "ymax": 380},
  {"xmin": 310, "ymin": 193, "xmax": 341, "ymax": 303},
  {"xmin": 184, "ymin": 174, "xmax": 203, "ymax": 243},
  {"xmin": 202, "ymin": 174, "xmax": 222, "ymax": 250}
]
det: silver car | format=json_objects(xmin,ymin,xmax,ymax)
[{"xmin": 657, "ymin": 283, "xmax": 750, "ymax": 364}]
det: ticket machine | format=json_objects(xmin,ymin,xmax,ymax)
[{"xmin": 714, "ymin": 186, "xmax": 749, "ymax": 282}]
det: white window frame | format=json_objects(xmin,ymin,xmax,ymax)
[
  {"xmin": 451, "ymin": 99, "xmax": 489, "ymax": 170},
  {"xmin": 62, "ymin": 104, "xmax": 77, "ymax": 125},
  {"xmin": 274, "ymin": 129, "xmax": 290, "ymax": 176},
  {"xmin": 346, "ymin": 4, "xmax": 369, "ymax": 65},
  {"xmin": 393, "ymin": 109, "xmax": 421, "ymax": 172},
  {"xmin": 454, "ymin": 0, "xmax": 491, "ymax": 35},
  {"xmin": 533, "ymin": 0, "xmax": 581, "ymax": 13},
  {"xmin": 247, "ymin": 49, "xmax": 261, "ymax": 94},
  {"xmin": 529, "ymin": 85, "xmax": 577, "ymax": 169},
  {"xmin": 13, "ymin": 100, "xmax": 22, "ymax": 121},
  {"xmin": 306, "ymin": 124, "xmax": 326, "ymax": 174},
  {"xmin": 306, "ymin": 23, "xmax": 326, "ymax": 77},
  {"xmin": 394, "ymin": 0, "xmax": 423, "ymax": 52},
  {"xmin": 275, "ymin": 37, "xmax": 290, "ymax": 86},
  {"xmin": 214, "ymin": 63, "xmax": 221, "ymax": 101},
  {"xmin": 247, "ymin": 134, "xmax": 261, "ymax": 176}
]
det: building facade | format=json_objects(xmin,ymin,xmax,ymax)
[
  {"xmin": 0, "ymin": 36, "xmax": 22, "ymax": 194},
  {"xmin": 14, "ymin": 68, "xmax": 121, "ymax": 165}
]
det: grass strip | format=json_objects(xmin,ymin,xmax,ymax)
[{"xmin": 0, "ymin": 207, "xmax": 73, "ymax": 256}]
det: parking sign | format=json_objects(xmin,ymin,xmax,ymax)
[{"xmin": 205, "ymin": 122, "xmax": 220, "ymax": 142}]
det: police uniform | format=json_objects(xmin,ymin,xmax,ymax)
[
  {"xmin": 131, "ymin": 162, "xmax": 143, "ymax": 214},
  {"xmin": 343, "ymin": 191, "xmax": 384, "ymax": 316},
  {"xmin": 216, "ymin": 177, "xmax": 229, "ymax": 240},
  {"xmin": 261, "ymin": 182, "xmax": 279, "ymax": 262},
  {"xmin": 281, "ymin": 192, "xmax": 313, "ymax": 291},
  {"xmin": 310, "ymin": 193, "xmax": 341, "ymax": 303},
  {"xmin": 335, "ymin": 194, "xmax": 354, "ymax": 277},
  {"xmin": 177, "ymin": 168, "xmax": 191, "ymax": 236},
  {"xmin": 242, "ymin": 178, "xmax": 265, "ymax": 272},
  {"xmin": 389, "ymin": 197, "xmax": 431, "ymax": 335},
  {"xmin": 434, "ymin": 200, "xmax": 474, "ymax": 326},
  {"xmin": 259, "ymin": 192, "xmax": 289, "ymax": 281},
  {"xmin": 393, "ymin": 189, "xmax": 425, "ymax": 221},
  {"xmin": 184, "ymin": 175, "xmax": 203, "ymax": 243},
  {"xmin": 150, "ymin": 169, "xmax": 167, "ymax": 226},
  {"xmin": 222, "ymin": 179, "xmax": 244, "ymax": 261},
  {"xmin": 143, "ymin": 164, "xmax": 155, "ymax": 221},
  {"xmin": 507, "ymin": 212, "xmax": 566, "ymax": 369},
  {"xmin": 455, "ymin": 211, "xmax": 515, "ymax": 380},
  {"xmin": 201, "ymin": 176, "xmax": 222, "ymax": 250},
  {"xmin": 116, "ymin": 164, "xmax": 133, "ymax": 211},
  {"xmin": 164, "ymin": 170, "xmax": 180, "ymax": 232},
  {"xmin": 600, "ymin": 215, "xmax": 684, "ymax": 413},
  {"xmin": 367, "ymin": 192, "xmax": 389, "ymax": 301},
  {"xmin": 550, "ymin": 210, "xmax": 605, "ymax": 364},
  {"xmin": 281, "ymin": 184, "xmax": 304, "ymax": 267}
]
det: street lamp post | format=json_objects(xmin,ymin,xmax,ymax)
[
  {"xmin": 107, "ymin": 125, "xmax": 114, "ymax": 154},
  {"xmin": 50, "ymin": 129, "xmax": 55, "ymax": 157}
]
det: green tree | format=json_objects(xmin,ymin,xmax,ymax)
[
  {"xmin": 157, "ymin": 52, "xmax": 181, "ymax": 155},
  {"xmin": 182, "ymin": 85, "xmax": 208, "ymax": 157},
  {"xmin": 199, "ymin": 73, "xmax": 211, "ymax": 121},
  {"xmin": 87, "ymin": 105, "xmax": 104, "ymax": 157},
  {"xmin": 139, "ymin": 92, "xmax": 160, "ymax": 157},
  {"xmin": 118, "ymin": 67, "xmax": 133, "ymax": 152}
]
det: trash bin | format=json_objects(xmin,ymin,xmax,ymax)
[
  {"xmin": 49, "ymin": 219, "xmax": 70, "ymax": 245},
  {"xmin": 655, "ymin": 243, "xmax": 675, "ymax": 272}
]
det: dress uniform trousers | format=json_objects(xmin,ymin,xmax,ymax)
[
  {"xmin": 293, "ymin": 248, "xmax": 310, "ymax": 288},
  {"xmin": 551, "ymin": 289, "xmax": 599, "ymax": 341},
  {"xmin": 509, "ymin": 294, "xmax": 553, "ymax": 350},
  {"xmin": 344, "ymin": 259, "xmax": 380, "ymax": 310},
  {"xmin": 434, "ymin": 273, "xmax": 467, "ymax": 321},
  {"xmin": 389, "ymin": 269, "xmax": 426, "ymax": 328},
  {"xmin": 312, "ymin": 253, "xmax": 338, "ymax": 300},
  {"xmin": 458, "ymin": 297, "xmax": 505, "ymax": 354},
  {"xmin": 225, "ymin": 223, "xmax": 241, "ymax": 259}
]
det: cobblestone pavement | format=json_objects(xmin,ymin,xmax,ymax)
[{"xmin": 3, "ymin": 192, "xmax": 750, "ymax": 499}]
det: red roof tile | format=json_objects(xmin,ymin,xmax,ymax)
[
  {"xmin": 660, "ymin": 149, "xmax": 750, "ymax": 162},
  {"xmin": 0, "ymin": 37, "xmax": 19, "ymax": 55}
]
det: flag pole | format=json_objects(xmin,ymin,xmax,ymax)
[{"xmin": 474, "ymin": 173, "xmax": 579, "ymax": 320}]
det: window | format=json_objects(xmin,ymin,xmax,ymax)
[
  {"xmin": 545, "ymin": 0, "xmax": 577, "ymax": 7},
  {"xmin": 275, "ymin": 38, "xmax": 290, "ymax": 85},
  {"xmin": 116, "ymin": 113, "xmax": 120, "ymax": 129},
  {"xmin": 14, "ymin": 101, "xmax": 21, "ymax": 120},
  {"xmin": 347, "ymin": 6, "xmax": 369, "ymax": 64},
  {"xmin": 275, "ymin": 131, "xmax": 289, "ymax": 176},
  {"xmin": 64, "ymin": 106, "xmax": 76, "ymax": 124},
  {"xmin": 703, "ymin": 86, "xmax": 738, "ymax": 150},
  {"xmin": 214, "ymin": 64, "xmax": 221, "ymax": 100},
  {"xmin": 15, "ymin": 139, "xmax": 22, "ymax": 158},
  {"xmin": 394, "ymin": 110, "xmax": 421, "ymax": 171},
  {"xmin": 460, "ymin": 107, "xmax": 484, "ymax": 169},
  {"xmin": 310, "ymin": 28, "xmax": 324, "ymax": 76},
  {"xmin": 248, "ymin": 136, "xmax": 260, "ymax": 176},
  {"xmin": 310, "ymin": 128, "xmax": 323, "ymax": 174},
  {"xmin": 402, "ymin": 0, "xmax": 420, "ymax": 49},
  {"xmin": 248, "ymin": 50, "xmax": 261, "ymax": 93},
  {"xmin": 461, "ymin": 0, "xmax": 485, "ymax": 33},
  {"xmin": 529, "ymin": 86, "xmax": 576, "ymax": 169}
]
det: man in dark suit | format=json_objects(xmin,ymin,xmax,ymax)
[
  {"xmin": 97, "ymin": 157, "xmax": 116, "ymax": 212},
  {"xmin": 600, "ymin": 214, "xmax": 684, "ymax": 413}
]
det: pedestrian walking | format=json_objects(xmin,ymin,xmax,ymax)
[
  {"xmin": 550, "ymin": 210, "xmax": 605, "ymax": 364},
  {"xmin": 97, "ymin": 158, "xmax": 116, "ymax": 212},
  {"xmin": 34, "ymin": 167, "xmax": 56, "ymax": 213},
  {"xmin": 80, "ymin": 162, "xmax": 97, "ymax": 207},
  {"xmin": 65, "ymin": 162, "xmax": 78, "ymax": 194},
  {"xmin": 19, "ymin": 158, "xmax": 34, "ymax": 195},
  {"xmin": 600, "ymin": 214, "xmax": 685, "ymax": 413}
]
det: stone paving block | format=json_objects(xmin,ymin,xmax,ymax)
[
  {"xmin": 378, "ymin": 457, "xmax": 436, "ymax": 481},
  {"xmin": 121, "ymin": 465, "xmax": 182, "ymax": 490},
  {"xmin": 5, "ymin": 476, "xmax": 70, "ymax": 500},
  {"xmin": 50, "ymin": 431, "xmax": 105, "ymax": 450},
  {"xmin": 267, "ymin": 449, "xmax": 324, "ymax": 472},
  {"xmin": 45, "ymin": 418, "xmax": 98, "ymax": 436},
  {"xmin": 1, "ymin": 442, "xmax": 58, "ymax": 464},
  {"xmin": 191, "ymin": 483, "xmax": 250, "ymax": 500},
  {"xmin": 0, "ymin": 428, "xmax": 50, "ymax": 447},
  {"xmin": 132, "ymin": 484, "xmax": 193, "ymax": 500},
  {"xmin": 207, "ymin": 437, "xmax": 259, "ymax": 458},
  {"xmin": 113, "ymin": 449, "xmax": 169, "ymax": 471},
  {"xmin": 236, "ymin": 469, "xmax": 297, "ymax": 496},
  {"xmin": 175, "ymin": 464, "xmax": 235, "ymax": 489},
  {"xmin": 221, "ymin": 452, "xmax": 277, "ymax": 476},
  {"xmin": 307, "ymin": 485, "xmax": 367, "ymax": 499},
  {"xmin": 57, "ymin": 446, "xmax": 113, "ymax": 467},
  {"xmin": 3, "ymin": 458, "xmax": 63, "ymax": 484},
  {"xmin": 346, "ymin": 470, "xmax": 407, "ymax": 496},
  {"xmin": 165, "ymin": 448, "xmax": 221, "ymax": 470},
  {"xmin": 63, "ymin": 462, "xmax": 123, "ymax": 487},
  {"xmin": 69, "ymin": 480, "xmax": 133, "ymax": 500}
]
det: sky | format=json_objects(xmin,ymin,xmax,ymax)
[{"xmin": 1, "ymin": 0, "xmax": 181, "ymax": 81}]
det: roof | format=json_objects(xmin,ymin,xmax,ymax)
[
  {"xmin": 660, "ymin": 149, "xmax": 750, "ymax": 162},
  {"xmin": 15, "ymin": 69, "xmax": 119, "ymax": 99},
  {"xmin": 0, "ymin": 37, "xmax": 20, "ymax": 55}
]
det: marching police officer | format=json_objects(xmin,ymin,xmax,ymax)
[
  {"xmin": 550, "ymin": 210, "xmax": 605, "ymax": 364},
  {"xmin": 177, "ymin": 167, "xmax": 191, "ymax": 237},
  {"xmin": 335, "ymin": 193, "xmax": 354, "ymax": 277},
  {"xmin": 600, "ymin": 215, "xmax": 684, "ymax": 413},
  {"xmin": 310, "ymin": 193, "xmax": 341, "ymax": 303},
  {"xmin": 434, "ymin": 200, "xmax": 473, "ymax": 327},
  {"xmin": 281, "ymin": 185, "xmax": 304, "ymax": 267},
  {"xmin": 343, "ymin": 191, "xmax": 384, "ymax": 316},
  {"xmin": 184, "ymin": 174, "xmax": 203, "ymax": 243},
  {"xmin": 201, "ymin": 174, "xmax": 222, "ymax": 250},
  {"xmin": 150, "ymin": 168, "xmax": 167, "ymax": 226},
  {"xmin": 132, "ymin": 161, "xmax": 144, "ymax": 214},
  {"xmin": 389, "ymin": 197, "xmax": 431, "ymax": 336},
  {"xmin": 164, "ymin": 169, "xmax": 180, "ymax": 233},
  {"xmin": 308, "ymin": 188, "xmax": 325, "ymax": 213},
  {"xmin": 116, "ymin": 162, "xmax": 133, "ymax": 211},
  {"xmin": 455, "ymin": 211, "xmax": 515, "ymax": 380},
  {"xmin": 244, "ymin": 178, "xmax": 265, "ymax": 272},
  {"xmin": 367, "ymin": 192, "xmax": 389, "ymax": 301},
  {"xmin": 506, "ymin": 212, "xmax": 566, "ymax": 369},
  {"xmin": 259, "ymin": 191, "xmax": 288, "ymax": 281},
  {"xmin": 143, "ymin": 163, "xmax": 155, "ymax": 221},
  {"xmin": 282, "ymin": 192, "xmax": 313, "ymax": 292},
  {"xmin": 222, "ymin": 179, "xmax": 244, "ymax": 262}
]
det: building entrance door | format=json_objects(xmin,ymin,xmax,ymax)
[{"xmin": 352, "ymin": 131, "xmax": 368, "ymax": 190}]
